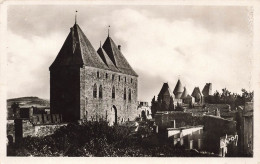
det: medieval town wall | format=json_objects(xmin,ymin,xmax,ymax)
[
  {"xmin": 9, "ymin": 114, "xmax": 66, "ymax": 142},
  {"xmin": 21, "ymin": 120, "xmax": 67, "ymax": 138}
]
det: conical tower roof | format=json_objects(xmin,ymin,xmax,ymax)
[
  {"xmin": 50, "ymin": 23, "xmax": 108, "ymax": 70},
  {"xmin": 102, "ymin": 36, "xmax": 138, "ymax": 76},
  {"xmin": 191, "ymin": 87, "xmax": 202, "ymax": 98},
  {"xmin": 158, "ymin": 83, "xmax": 172, "ymax": 98},
  {"xmin": 181, "ymin": 87, "xmax": 188, "ymax": 99},
  {"xmin": 173, "ymin": 79, "xmax": 183, "ymax": 95}
]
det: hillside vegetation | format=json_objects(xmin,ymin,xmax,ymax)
[
  {"xmin": 7, "ymin": 96, "xmax": 50, "ymax": 108},
  {"xmin": 7, "ymin": 121, "xmax": 217, "ymax": 157}
]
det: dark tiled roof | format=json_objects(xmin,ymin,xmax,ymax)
[
  {"xmin": 76, "ymin": 25, "xmax": 108, "ymax": 69},
  {"xmin": 97, "ymin": 47, "xmax": 118, "ymax": 72},
  {"xmin": 202, "ymin": 83, "xmax": 212, "ymax": 96},
  {"xmin": 191, "ymin": 87, "xmax": 202, "ymax": 98},
  {"xmin": 49, "ymin": 24, "xmax": 83, "ymax": 69},
  {"xmin": 158, "ymin": 83, "xmax": 171, "ymax": 98},
  {"xmin": 173, "ymin": 79, "xmax": 183, "ymax": 95},
  {"xmin": 50, "ymin": 24, "xmax": 109, "ymax": 70},
  {"xmin": 181, "ymin": 87, "xmax": 188, "ymax": 99},
  {"xmin": 186, "ymin": 94, "xmax": 193, "ymax": 99},
  {"xmin": 50, "ymin": 23, "xmax": 138, "ymax": 77},
  {"xmin": 102, "ymin": 36, "xmax": 138, "ymax": 76}
]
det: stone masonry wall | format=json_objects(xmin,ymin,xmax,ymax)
[
  {"xmin": 22, "ymin": 120, "xmax": 67, "ymax": 138},
  {"xmin": 50, "ymin": 66, "xmax": 81, "ymax": 122},
  {"xmin": 155, "ymin": 112, "xmax": 194, "ymax": 129},
  {"xmin": 80, "ymin": 66, "xmax": 138, "ymax": 125}
]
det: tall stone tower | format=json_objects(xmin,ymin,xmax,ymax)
[
  {"xmin": 192, "ymin": 87, "xmax": 202, "ymax": 103},
  {"xmin": 49, "ymin": 22, "xmax": 138, "ymax": 124},
  {"xmin": 202, "ymin": 83, "xmax": 212, "ymax": 96},
  {"xmin": 158, "ymin": 83, "xmax": 173, "ymax": 108},
  {"xmin": 173, "ymin": 79, "xmax": 183, "ymax": 99}
]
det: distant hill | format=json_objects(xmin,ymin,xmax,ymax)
[{"xmin": 7, "ymin": 96, "xmax": 50, "ymax": 108}]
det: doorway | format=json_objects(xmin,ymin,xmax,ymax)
[{"xmin": 112, "ymin": 105, "xmax": 117, "ymax": 125}]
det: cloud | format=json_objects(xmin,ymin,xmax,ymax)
[
  {"xmin": 6, "ymin": 6, "xmax": 253, "ymax": 102},
  {"xmin": 6, "ymin": 31, "xmax": 65, "ymax": 98},
  {"xmin": 110, "ymin": 8, "xmax": 252, "ymax": 100}
]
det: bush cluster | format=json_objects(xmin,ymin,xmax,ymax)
[{"xmin": 7, "ymin": 121, "xmax": 216, "ymax": 157}]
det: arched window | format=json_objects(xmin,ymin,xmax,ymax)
[
  {"xmin": 99, "ymin": 85, "xmax": 103, "ymax": 98},
  {"xmin": 124, "ymin": 88, "xmax": 126, "ymax": 100},
  {"xmin": 106, "ymin": 73, "xmax": 108, "ymax": 79},
  {"xmin": 119, "ymin": 75, "xmax": 121, "ymax": 82},
  {"xmin": 93, "ymin": 84, "xmax": 97, "ymax": 98},
  {"xmin": 128, "ymin": 89, "xmax": 131, "ymax": 101},
  {"xmin": 112, "ymin": 86, "xmax": 115, "ymax": 99},
  {"xmin": 125, "ymin": 77, "xmax": 127, "ymax": 83},
  {"xmin": 131, "ymin": 78, "xmax": 133, "ymax": 83},
  {"xmin": 97, "ymin": 71, "xmax": 100, "ymax": 78}
]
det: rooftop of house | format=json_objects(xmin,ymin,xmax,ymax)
[{"xmin": 173, "ymin": 79, "xmax": 183, "ymax": 95}]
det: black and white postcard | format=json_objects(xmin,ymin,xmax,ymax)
[{"xmin": 0, "ymin": 1, "xmax": 260, "ymax": 164}]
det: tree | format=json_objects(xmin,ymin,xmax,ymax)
[
  {"xmin": 241, "ymin": 88, "xmax": 248, "ymax": 98},
  {"xmin": 161, "ymin": 101, "xmax": 167, "ymax": 111},
  {"xmin": 151, "ymin": 96, "xmax": 158, "ymax": 118},
  {"xmin": 221, "ymin": 88, "xmax": 231, "ymax": 98},
  {"xmin": 175, "ymin": 105, "xmax": 184, "ymax": 112},
  {"xmin": 242, "ymin": 88, "xmax": 253, "ymax": 102},
  {"xmin": 221, "ymin": 88, "xmax": 231, "ymax": 104},
  {"xmin": 213, "ymin": 90, "xmax": 220, "ymax": 103}
]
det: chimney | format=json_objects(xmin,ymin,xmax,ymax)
[{"xmin": 118, "ymin": 45, "xmax": 121, "ymax": 50}]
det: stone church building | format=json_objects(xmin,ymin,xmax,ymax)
[{"xmin": 49, "ymin": 22, "xmax": 138, "ymax": 125}]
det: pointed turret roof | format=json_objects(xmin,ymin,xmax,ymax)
[
  {"xmin": 158, "ymin": 83, "xmax": 171, "ymax": 97},
  {"xmin": 202, "ymin": 83, "xmax": 212, "ymax": 96},
  {"xmin": 50, "ymin": 23, "xmax": 108, "ymax": 70},
  {"xmin": 173, "ymin": 79, "xmax": 183, "ymax": 95},
  {"xmin": 181, "ymin": 87, "xmax": 188, "ymax": 99},
  {"xmin": 102, "ymin": 36, "xmax": 138, "ymax": 76},
  {"xmin": 158, "ymin": 83, "xmax": 173, "ymax": 101},
  {"xmin": 191, "ymin": 87, "xmax": 202, "ymax": 98}
]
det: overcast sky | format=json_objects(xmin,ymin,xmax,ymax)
[{"xmin": 6, "ymin": 5, "xmax": 253, "ymax": 101}]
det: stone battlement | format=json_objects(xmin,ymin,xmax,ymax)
[{"xmin": 30, "ymin": 114, "xmax": 63, "ymax": 125}]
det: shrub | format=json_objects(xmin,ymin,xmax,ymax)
[{"xmin": 8, "ymin": 120, "xmax": 217, "ymax": 157}]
